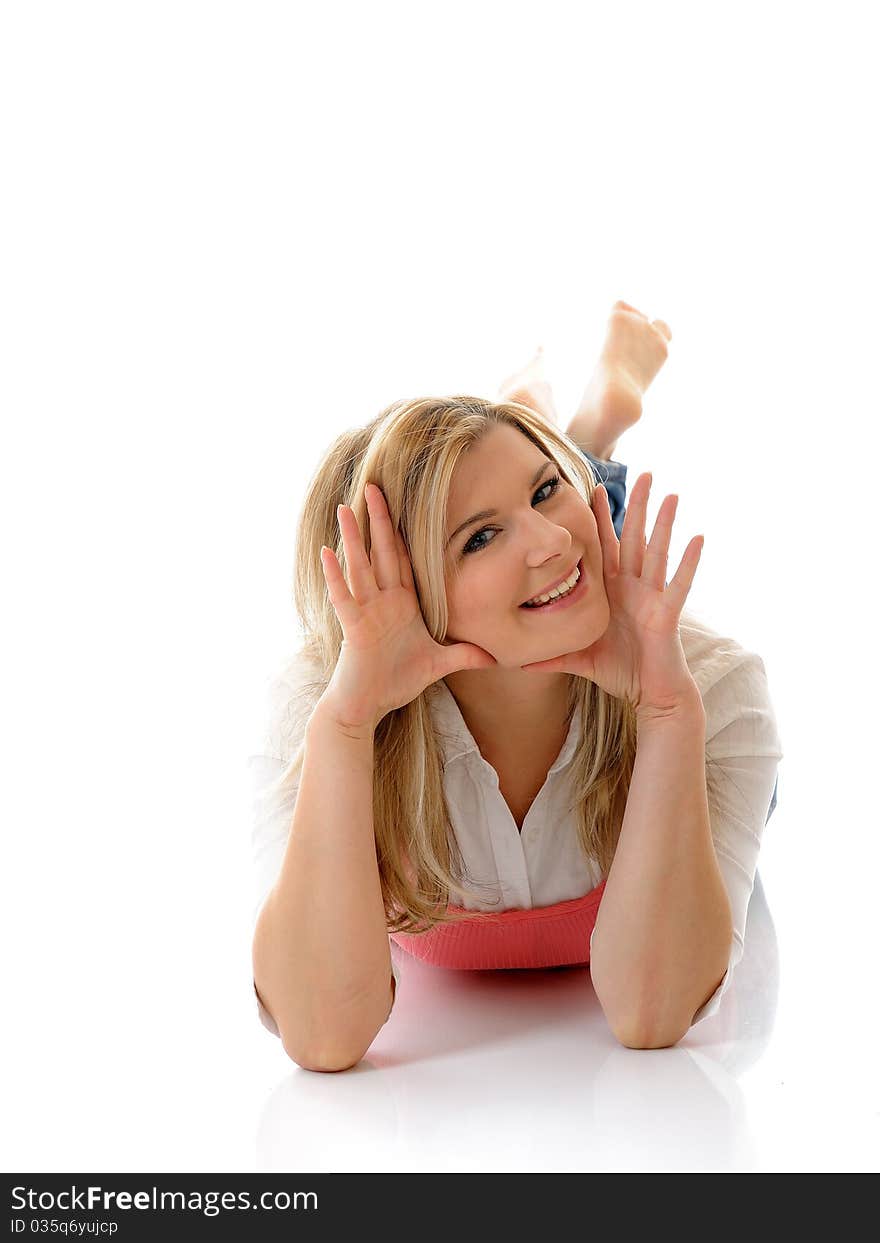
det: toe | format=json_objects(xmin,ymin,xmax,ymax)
[
  {"xmin": 613, "ymin": 300, "xmax": 644, "ymax": 317},
  {"xmin": 498, "ymin": 345, "xmax": 546, "ymax": 396},
  {"xmin": 651, "ymin": 319, "xmax": 672, "ymax": 342}
]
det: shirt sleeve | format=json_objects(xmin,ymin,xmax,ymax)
[
  {"xmin": 688, "ymin": 651, "xmax": 784, "ymax": 1028},
  {"xmin": 248, "ymin": 660, "xmax": 401, "ymax": 1040}
]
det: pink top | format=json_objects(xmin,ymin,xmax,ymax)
[{"xmin": 389, "ymin": 879, "xmax": 608, "ymax": 971}]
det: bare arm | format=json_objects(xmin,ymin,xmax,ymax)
[
  {"xmin": 251, "ymin": 695, "xmax": 394, "ymax": 1071},
  {"xmin": 589, "ymin": 693, "xmax": 733, "ymax": 1049}
]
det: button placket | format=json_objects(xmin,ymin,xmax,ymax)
[
  {"xmin": 519, "ymin": 770, "xmax": 555, "ymax": 842},
  {"xmin": 473, "ymin": 753, "xmax": 533, "ymax": 909}
]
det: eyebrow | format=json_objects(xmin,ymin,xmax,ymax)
[{"xmin": 446, "ymin": 459, "xmax": 556, "ymax": 549}]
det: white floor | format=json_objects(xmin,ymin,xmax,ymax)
[
  {"xmin": 251, "ymin": 868, "xmax": 878, "ymax": 1174},
  {"xmin": 3, "ymin": 788, "xmax": 878, "ymax": 1174}
]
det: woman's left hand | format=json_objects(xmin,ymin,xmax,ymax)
[{"xmin": 521, "ymin": 472, "xmax": 704, "ymax": 716}]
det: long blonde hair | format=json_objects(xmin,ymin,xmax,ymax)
[{"xmin": 265, "ymin": 396, "xmax": 741, "ymax": 934}]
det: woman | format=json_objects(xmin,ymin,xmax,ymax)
[{"xmin": 249, "ymin": 302, "xmax": 783, "ymax": 1070}]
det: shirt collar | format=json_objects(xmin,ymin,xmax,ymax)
[{"xmin": 426, "ymin": 678, "xmax": 583, "ymax": 775}]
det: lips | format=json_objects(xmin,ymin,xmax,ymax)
[{"xmin": 519, "ymin": 559, "xmax": 582, "ymax": 607}]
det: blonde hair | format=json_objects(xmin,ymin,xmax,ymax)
[{"xmin": 265, "ymin": 396, "xmax": 740, "ymax": 934}]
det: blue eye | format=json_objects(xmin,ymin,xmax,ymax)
[{"xmin": 462, "ymin": 475, "xmax": 562, "ymax": 555}]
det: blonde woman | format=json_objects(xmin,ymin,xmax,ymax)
[{"xmin": 250, "ymin": 301, "xmax": 782, "ymax": 1071}]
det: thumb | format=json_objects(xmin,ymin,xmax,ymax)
[
  {"xmin": 520, "ymin": 654, "xmax": 568, "ymax": 673},
  {"xmin": 521, "ymin": 650, "xmax": 595, "ymax": 678},
  {"xmin": 440, "ymin": 643, "xmax": 498, "ymax": 677}
]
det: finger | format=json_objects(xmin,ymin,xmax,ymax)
[
  {"xmin": 364, "ymin": 484, "xmax": 402, "ymax": 591},
  {"xmin": 591, "ymin": 484, "xmax": 620, "ymax": 578},
  {"xmin": 520, "ymin": 655, "xmax": 567, "ymax": 672},
  {"xmin": 619, "ymin": 472, "xmax": 651, "ymax": 578},
  {"xmin": 319, "ymin": 544, "xmax": 361, "ymax": 630},
  {"xmin": 440, "ymin": 642, "xmax": 498, "ymax": 677},
  {"xmin": 521, "ymin": 649, "xmax": 586, "ymax": 676},
  {"xmin": 336, "ymin": 503, "xmax": 378, "ymax": 603},
  {"xmin": 664, "ymin": 534, "xmax": 704, "ymax": 611},
  {"xmin": 642, "ymin": 493, "xmax": 676, "ymax": 591}
]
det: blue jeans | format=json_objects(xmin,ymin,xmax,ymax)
[
  {"xmin": 580, "ymin": 449, "xmax": 779, "ymax": 826},
  {"xmin": 580, "ymin": 448, "xmax": 629, "ymax": 543}
]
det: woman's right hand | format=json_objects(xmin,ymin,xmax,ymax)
[{"xmin": 318, "ymin": 483, "xmax": 498, "ymax": 732}]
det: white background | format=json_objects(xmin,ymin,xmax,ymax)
[{"xmin": 2, "ymin": 0, "xmax": 877, "ymax": 1173}]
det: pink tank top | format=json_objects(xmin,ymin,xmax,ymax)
[{"xmin": 389, "ymin": 878, "xmax": 608, "ymax": 971}]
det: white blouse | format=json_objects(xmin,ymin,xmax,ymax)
[{"xmin": 249, "ymin": 614, "xmax": 783, "ymax": 1041}]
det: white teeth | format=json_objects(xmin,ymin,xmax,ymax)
[{"xmin": 523, "ymin": 562, "xmax": 581, "ymax": 607}]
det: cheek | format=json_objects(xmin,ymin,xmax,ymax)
[
  {"xmin": 581, "ymin": 505, "xmax": 601, "ymax": 546},
  {"xmin": 445, "ymin": 576, "xmax": 472, "ymax": 621},
  {"xmin": 446, "ymin": 567, "xmax": 504, "ymax": 621}
]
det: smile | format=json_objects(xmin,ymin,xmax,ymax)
[{"xmin": 519, "ymin": 558, "xmax": 588, "ymax": 613}]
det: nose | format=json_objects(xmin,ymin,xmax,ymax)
[{"xmin": 523, "ymin": 514, "xmax": 573, "ymax": 565}]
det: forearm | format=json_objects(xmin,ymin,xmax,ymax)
[
  {"xmin": 589, "ymin": 692, "xmax": 733, "ymax": 1048},
  {"xmin": 252, "ymin": 698, "xmax": 393, "ymax": 1070}
]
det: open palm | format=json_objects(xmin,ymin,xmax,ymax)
[
  {"xmin": 321, "ymin": 484, "xmax": 498, "ymax": 730},
  {"xmin": 521, "ymin": 473, "xmax": 704, "ymax": 713}
]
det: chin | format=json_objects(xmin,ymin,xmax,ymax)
[{"xmin": 526, "ymin": 601, "xmax": 611, "ymax": 660}]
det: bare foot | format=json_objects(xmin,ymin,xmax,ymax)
[
  {"xmin": 567, "ymin": 301, "xmax": 672, "ymax": 459},
  {"xmin": 497, "ymin": 345, "xmax": 559, "ymax": 426}
]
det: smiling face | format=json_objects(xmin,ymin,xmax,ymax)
[{"xmin": 442, "ymin": 422, "xmax": 611, "ymax": 669}]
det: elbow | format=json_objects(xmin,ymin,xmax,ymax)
[
  {"xmin": 279, "ymin": 989, "xmax": 393, "ymax": 1072},
  {"xmin": 282, "ymin": 1041, "xmax": 368, "ymax": 1073},
  {"xmin": 607, "ymin": 1003, "xmax": 691, "ymax": 1049},
  {"xmin": 597, "ymin": 950, "xmax": 729, "ymax": 1050},
  {"xmin": 281, "ymin": 1026, "xmax": 377, "ymax": 1072},
  {"xmin": 611, "ymin": 1018, "xmax": 689, "ymax": 1050}
]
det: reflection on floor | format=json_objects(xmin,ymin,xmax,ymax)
[{"xmin": 255, "ymin": 871, "xmax": 797, "ymax": 1173}]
